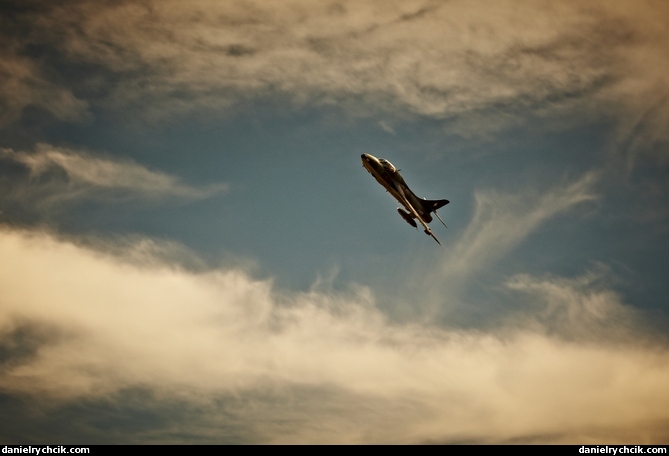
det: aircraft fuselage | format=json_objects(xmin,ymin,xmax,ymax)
[
  {"xmin": 361, "ymin": 153, "xmax": 449, "ymax": 245},
  {"xmin": 360, "ymin": 153, "xmax": 433, "ymax": 222}
]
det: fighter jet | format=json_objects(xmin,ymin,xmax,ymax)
[{"xmin": 361, "ymin": 153, "xmax": 449, "ymax": 245}]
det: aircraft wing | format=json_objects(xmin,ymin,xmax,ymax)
[{"xmin": 395, "ymin": 184, "xmax": 441, "ymax": 246}]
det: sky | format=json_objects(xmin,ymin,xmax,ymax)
[{"xmin": 1, "ymin": 0, "xmax": 668, "ymax": 444}]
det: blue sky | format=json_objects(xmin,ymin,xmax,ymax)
[{"xmin": 1, "ymin": 0, "xmax": 668, "ymax": 444}]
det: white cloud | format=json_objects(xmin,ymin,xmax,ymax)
[
  {"xmin": 505, "ymin": 268, "xmax": 645, "ymax": 341},
  {"xmin": 0, "ymin": 143, "xmax": 227, "ymax": 204},
  {"xmin": 4, "ymin": 0, "xmax": 667, "ymax": 162},
  {"xmin": 0, "ymin": 227, "xmax": 667, "ymax": 443},
  {"xmin": 18, "ymin": 0, "xmax": 659, "ymax": 139},
  {"xmin": 442, "ymin": 172, "xmax": 599, "ymax": 283}
]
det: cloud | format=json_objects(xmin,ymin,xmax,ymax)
[
  {"xmin": 0, "ymin": 226, "xmax": 667, "ymax": 443},
  {"xmin": 58, "ymin": 0, "xmax": 615, "ymax": 119},
  {"xmin": 2, "ymin": 0, "xmax": 667, "ymax": 166},
  {"xmin": 0, "ymin": 0, "xmax": 661, "ymax": 135},
  {"xmin": 505, "ymin": 268, "xmax": 648, "ymax": 341},
  {"xmin": 0, "ymin": 49, "xmax": 89, "ymax": 126},
  {"xmin": 442, "ymin": 172, "xmax": 599, "ymax": 283},
  {"xmin": 0, "ymin": 0, "xmax": 656, "ymax": 123},
  {"xmin": 0, "ymin": 143, "xmax": 227, "ymax": 207},
  {"xmin": 396, "ymin": 172, "xmax": 600, "ymax": 324}
]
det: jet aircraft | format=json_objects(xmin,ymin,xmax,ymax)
[{"xmin": 361, "ymin": 153, "xmax": 449, "ymax": 245}]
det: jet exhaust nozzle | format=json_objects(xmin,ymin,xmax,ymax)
[{"xmin": 397, "ymin": 208, "xmax": 417, "ymax": 228}]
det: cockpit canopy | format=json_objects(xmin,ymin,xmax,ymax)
[{"xmin": 378, "ymin": 158, "xmax": 397, "ymax": 173}]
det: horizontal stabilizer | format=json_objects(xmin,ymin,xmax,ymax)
[{"xmin": 427, "ymin": 199, "xmax": 449, "ymax": 211}]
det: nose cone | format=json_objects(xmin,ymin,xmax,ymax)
[
  {"xmin": 361, "ymin": 153, "xmax": 377, "ymax": 164},
  {"xmin": 361, "ymin": 153, "xmax": 375, "ymax": 170},
  {"xmin": 361, "ymin": 153, "xmax": 384, "ymax": 180},
  {"xmin": 361, "ymin": 153, "xmax": 382, "ymax": 172}
]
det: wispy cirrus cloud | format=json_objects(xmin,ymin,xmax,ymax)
[
  {"xmin": 0, "ymin": 143, "xmax": 227, "ymax": 206},
  {"xmin": 442, "ymin": 172, "xmax": 599, "ymax": 284},
  {"xmin": 395, "ymin": 172, "xmax": 601, "ymax": 324},
  {"xmin": 0, "ymin": 226, "xmax": 667, "ymax": 443}
]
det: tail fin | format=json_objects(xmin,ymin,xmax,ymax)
[{"xmin": 427, "ymin": 199, "xmax": 449, "ymax": 212}]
